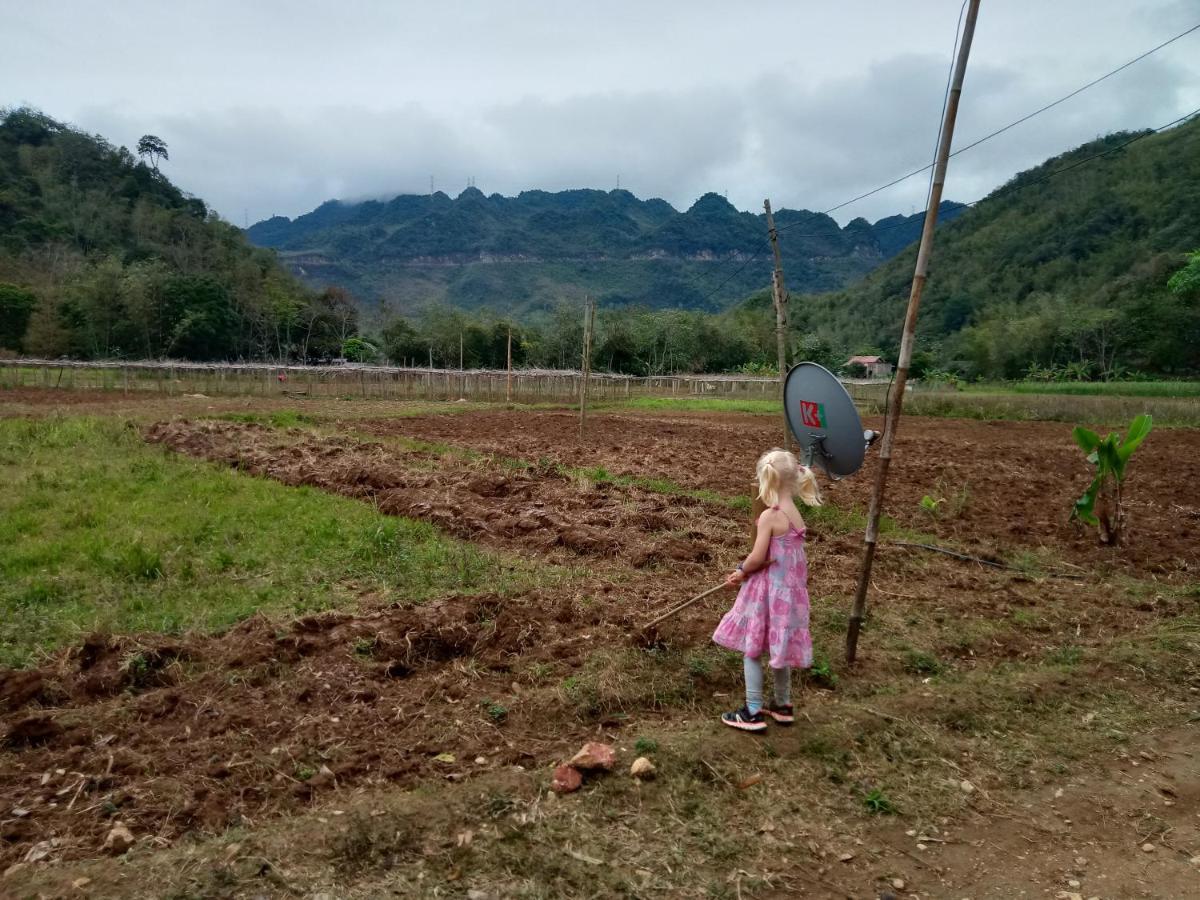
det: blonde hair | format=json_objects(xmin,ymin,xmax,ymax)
[{"xmin": 756, "ymin": 448, "xmax": 822, "ymax": 508}]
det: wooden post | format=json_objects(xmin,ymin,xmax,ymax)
[
  {"xmin": 846, "ymin": 0, "xmax": 982, "ymax": 664},
  {"xmin": 506, "ymin": 326, "xmax": 513, "ymax": 403},
  {"xmin": 765, "ymin": 198, "xmax": 791, "ymax": 449},
  {"xmin": 578, "ymin": 295, "xmax": 595, "ymax": 438}
]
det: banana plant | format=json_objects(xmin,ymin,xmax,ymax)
[{"xmin": 1070, "ymin": 414, "xmax": 1153, "ymax": 545}]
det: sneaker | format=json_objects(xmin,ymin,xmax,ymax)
[
  {"xmin": 720, "ymin": 706, "xmax": 767, "ymax": 733},
  {"xmin": 765, "ymin": 703, "xmax": 794, "ymax": 725}
]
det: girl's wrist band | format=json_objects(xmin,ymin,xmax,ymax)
[{"xmin": 735, "ymin": 563, "xmax": 744, "ymax": 571}]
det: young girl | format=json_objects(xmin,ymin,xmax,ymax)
[{"xmin": 712, "ymin": 448, "xmax": 821, "ymax": 732}]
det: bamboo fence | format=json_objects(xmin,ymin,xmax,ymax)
[{"xmin": 0, "ymin": 358, "xmax": 891, "ymax": 406}]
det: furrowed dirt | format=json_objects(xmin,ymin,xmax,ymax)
[
  {"xmin": 354, "ymin": 409, "xmax": 1200, "ymax": 573},
  {"xmin": 143, "ymin": 419, "xmax": 745, "ymax": 569},
  {"xmin": 0, "ymin": 588, "xmax": 670, "ymax": 868},
  {"xmin": 2, "ymin": 405, "xmax": 1197, "ymax": 897}
]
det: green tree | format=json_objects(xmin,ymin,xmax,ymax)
[
  {"xmin": 381, "ymin": 317, "xmax": 426, "ymax": 366},
  {"xmin": 0, "ymin": 283, "xmax": 36, "ymax": 350},
  {"xmin": 1168, "ymin": 249, "xmax": 1200, "ymax": 296},
  {"xmin": 342, "ymin": 337, "xmax": 379, "ymax": 363},
  {"xmin": 163, "ymin": 275, "xmax": 236, "ymax": 360},
  {"xmin": 136, "ymin": 134, "xmax": 169, "ymax": 171}
]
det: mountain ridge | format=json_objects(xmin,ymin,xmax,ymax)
[
  {"xmin": 246, "ymin": 188, "xmax": 963, "ymax": 315},
  {"xmin": 793, "ymin": 117, "xmax": 1200, "ymax": 378}
]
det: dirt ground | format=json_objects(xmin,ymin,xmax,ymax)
[
  {"xmin": 2, "ymin": 394, "xmax": 1198, "ymax": 898},
  {"xmin": 354, "ymin": 409, "xmax": 1200, "ymax": 574},
  {"xmin": 142, "ymin": 420, "xmax": 744, "ymax": 570}
]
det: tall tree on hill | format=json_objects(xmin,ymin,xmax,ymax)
[{"xmin": 136, "ymin": 134, "xmax": 168, "ymax": 171}]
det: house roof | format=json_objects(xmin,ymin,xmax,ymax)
[{"xmin": 847, "ymin": 355, "xmax": 884, "ymax": 364}]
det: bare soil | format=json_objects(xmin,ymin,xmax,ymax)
[
  {"xmin": 354, "ymin": 409, "xmax": 1200, "ymax": 574},
  {"xmin": 2, "ymin": 406, "xmax": 1198, "ymax": 898},
  {"xmin": 143, "ymin": 419, "xmax": 744, "ymax": 570}
]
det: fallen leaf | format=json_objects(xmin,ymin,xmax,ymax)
[{"xmin": 433, "ymin": 752, "xmax": 456, "ymax": 764}]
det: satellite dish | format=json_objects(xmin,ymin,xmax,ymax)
[{"xmin": 783, "ymin": 362, "xmax": 877, "ymax": 479}]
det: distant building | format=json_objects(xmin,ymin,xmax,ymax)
[{"xmin": 845, "ymin": 355, "xmax": 893, "ymax": 379}]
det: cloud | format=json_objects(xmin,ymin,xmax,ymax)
[{"xmin": 39, "ymin": 1, "xmax": 1198, "ymax": 225}]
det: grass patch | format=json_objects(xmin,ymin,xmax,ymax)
[
  {"xmin": 992, "ymin": 380, "xmax": 1200, "ymax": 398},
  {"xmin": 596, "ymin": 396, "xmax": 779, "ymax": 415},
  {"xmin": 901, "ymin": 389, "xmax": 1200, "ymax": 427},
  {"xmin": 901, "ymin": 648, "xmax": 945, "ymax": 676},
  {"xmin": 0, "ymin": 416, "xmax": 532, "ymax": 667},
  {"xmin": 215, "ymin": 409, "xmax": 317, "ymax": 428}
]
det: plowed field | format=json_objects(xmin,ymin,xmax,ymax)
[{"xmin": 2, "ymin": 404, "xmax": 1197, "ymax": 899}]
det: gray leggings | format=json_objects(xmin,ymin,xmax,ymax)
[{"xmin": 744, "ymin": 656, "xmax": 791, "ymax": 714}]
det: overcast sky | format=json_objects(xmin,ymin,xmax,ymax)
[{"xmin": 5, "ymin": 1, "xmax": 1199, "ymax": 226}]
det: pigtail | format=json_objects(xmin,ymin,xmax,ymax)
[
  {"xmin": 755, "ymin": 454, "xmax": 783, "ymax": 507},
  {"xmin": 795, "ymin": 464, "xmax": 822, "ymax": 507}
]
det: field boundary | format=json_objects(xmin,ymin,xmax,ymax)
[{"xmin": 0, "ymin": 358, "xmax": 892, "ymax": 404}]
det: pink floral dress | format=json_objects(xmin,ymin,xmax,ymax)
[{"xmin": 712, "ymin": 510, "xmax": 813, "ymax": 669}]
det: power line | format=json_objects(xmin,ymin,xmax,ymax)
[
  {"xmin": 790, "ymin": 19, "xmax": 1200, "ymax": 224},
  {"xmin": 773, "ymin": 106, "xmax": 1199, "ymax": 240},
  {"xmin": 923, "ymin": 0, "xmax": 969, "ymax": 213},
  {"xmin": 952, "ymin": 21, "xmax": 1200, "ymax": 160},
  {"xmin": 973, "ymin": 105, "xmax": 1200, "ymax": 204},
  {"xmin": 691, "ymin": 21, "xmax": 1200, "ymax": 308},
  {"xmin": 696, "ymin": 106, "xmax": 1199, "ymax": 307}
]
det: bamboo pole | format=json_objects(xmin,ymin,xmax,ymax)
[
  {"xmin": 506, "ymin": 327, "xmax": 513, "ymax": 403},
  {"xmin": 764, "ymin": 198, "xmax": 791, "ymax": 449},
  {"xmin": 578, "ymin": 296, "xmax": 595, "ymax": 437},
  {"xmin": 846, "ymin": 0, "xmax": 982, "ymax": 664}
]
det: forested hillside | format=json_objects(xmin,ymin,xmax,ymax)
[
  {"xmin": 247, "ymin": 189, "xmax": 957, "ymax": 315},
  {"xmin": 0, "ymin": 108, "xmax": 359, "ymax": 361},
  {"xmin": 798, "ymin": 117, "xmax": 1200, "ymax": 378}
]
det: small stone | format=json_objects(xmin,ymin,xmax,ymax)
[
  {"xmin": 838, "ymin": 852, "xmax": 855, "ymax": 862},
  {"xmin": 467, "ymin": 890, "xmax": 493, "ymax": 900},
  {"xmin": 1074, "ymin": 856, "xmax": 1088, "ymax": 867},
  {"xmin": 960, "ymin": 779, "xmax": 975, "ymax": 793},
  {"xmin": 1141, "ymin": 842, "xmax": 1155, "ymax": 853},
  {"xmin": 892, "ymin": 878, "xmax": 906, "ymax": 890},
  {"xmin": 1189, "ymin": 855, "xmax": 1200, "ymax": 866},
  {"xmin": 630, "ymin": 757, "xmax": 656, "ymax": 780},
  {"xmin": 551, "ymin": 764, "xmax": 582, "ymax": 794},
  {"xmin": 1054, "ymin": 893, "xmax": 1083, "ymax": 900},
  {"xmin": 1068, "ymin": 879, "xmax": 1081, "ymax": 888},
  {"xmin": 103, "ymin": 823, "xmax": 136, "ymax": 856},
  {"xmin": 72, "ymin": 877, "xmax": 91, "ymax": 890},
  {"xmin": 569, "ymin": 742, "xmax": 616, "ymax": 771},
  {"xmin": 475, "ymin": 756, "xmax": 487, "ymax": 765},
  {"xmin": 10, "ymin": 808, "xmax": 29, "ymax": 818},
  {"xmin": 916, "ymin": 843, "xmax": 928, "ymax": 851}
]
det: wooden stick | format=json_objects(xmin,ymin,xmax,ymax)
[
  {"xmin": 847, "ymin": 0, "xmax": 982, "ymax": 664},
  {"xmin": 764, "ymin": 199, "xmax": 791, "ymax": 450},
  {"xmin": 506, "ymin": 326, "xmax": 513, "ymax": 402},
  {"xmin": 642, "ymin": 583, "xmax": 726, "ymax": 631}
]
